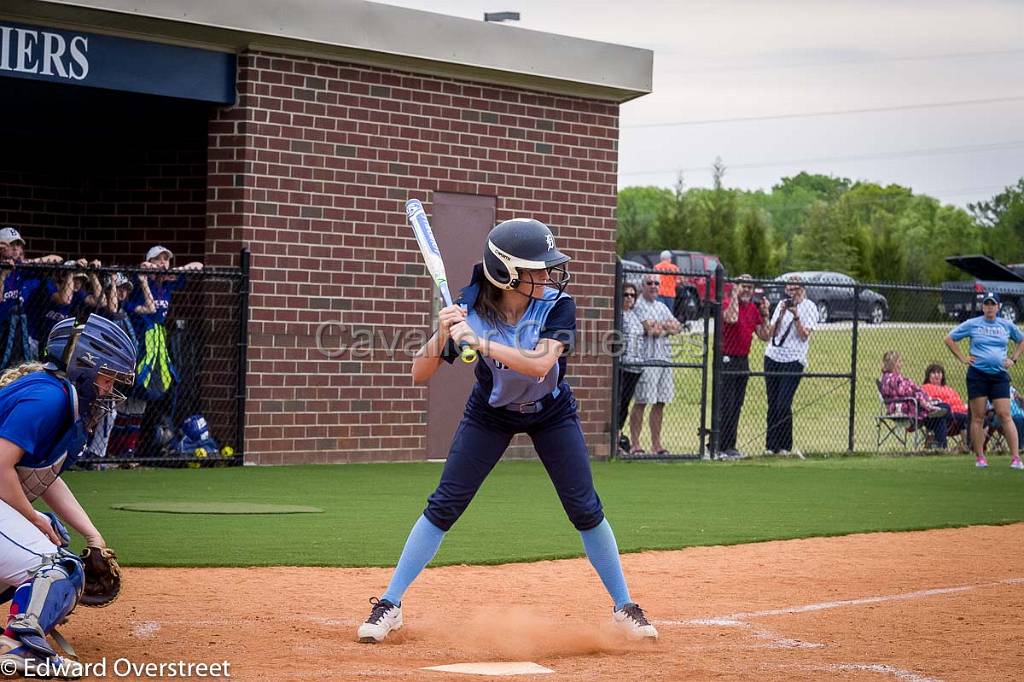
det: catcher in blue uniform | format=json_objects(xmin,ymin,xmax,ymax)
[
  {"xmin": 0, "ymin": 314, "xmax": 136, "ymax": 677},
  {"xmin": 357, "ymin": 218, "xmax": 658, "ymax": 643}
]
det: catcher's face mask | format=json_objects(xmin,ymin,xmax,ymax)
[{"xmin": 86, "ymin": 367, "xmax": 133, "ymax": 434}]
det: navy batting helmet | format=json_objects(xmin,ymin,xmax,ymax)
[
  {"xmin": 482, "ymin": 218, "xmax": 571, "ymax": 299},
  {"xmin": 45, "ymin": 314, "xmax": 137, "ymax": 432}
]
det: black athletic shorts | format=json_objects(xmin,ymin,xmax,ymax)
[{"xmin": 966, "ymin": 366, "xmax": 1010, "ymax": 401}]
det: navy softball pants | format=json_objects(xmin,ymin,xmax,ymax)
[{"xmin": 423, "ymin": 386, "xmax": 604, "ymax": 532}]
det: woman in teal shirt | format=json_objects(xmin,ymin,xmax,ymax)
[{"xmin": 944, "ymin": 292, "xmax": 1024, "ymax": 468}]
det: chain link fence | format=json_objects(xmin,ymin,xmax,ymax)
[
  {"xmin": 612, "ymin": 266, "xmax": 1024, "ymax": 459},
  {"xmin": 0, "ymin": 253, "xmax": 249, "ymax": 467}
]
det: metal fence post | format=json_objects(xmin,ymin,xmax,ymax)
[
  {"xmin": 236, "ymin": 248, "xmax": 251, "ymax": 460},
  {"xmin": 610, "ymin": 259, "xmax": 624, "ymax": 459},
  {"xmin": 848, "ymin": 281, "xmax": 859, "ymax": 452},
  {"xmin": 708, "ymin": 266, "xmax": 725, "ymax": 458}
]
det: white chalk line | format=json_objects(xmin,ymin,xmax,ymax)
[
  {"xmin": 655, "ymin": 576, "xmax": 1024, "ymax": 626},
  {"xmin": 801, "ymin": 663, "xmax": 942, "ymax": 682},
  {"xmin": 654, "ymin": 577, "xmax": 1024, "ymax": 681},
  {"xmin": 131, "ymin": 621, "xmax": 160, "ymax": 638}
]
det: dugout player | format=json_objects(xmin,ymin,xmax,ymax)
[
  {"xmin": 0, "ymin": 314, "xmax": 136, "ymax": 677},
  {"xmin": 357, "ymin": 219, "xmax": 658, "ymax": 643}
]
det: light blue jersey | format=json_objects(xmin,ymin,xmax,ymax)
[
  {"xmin": 463, "ymin": 288, "xmax": 570, "ymax": 407},
  {"xmin": 445, "ymin": 264, "xmax": 575, "ymax": 408},
  {"xmin": 949, "ymin": 316, "xmax": 1023, "ymax": 375}
]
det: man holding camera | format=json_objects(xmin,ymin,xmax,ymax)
[
  {"xmin": 763, "ymin": 275, "xmax": 818, "ymax": 458},
  {"xmin": 719, "ymin": 274, "xmax": 771, "ymax": 459}
]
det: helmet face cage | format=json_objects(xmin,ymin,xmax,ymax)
[
  {"xmin": 76, "ymin": 349, "xmax": 136, "ymax": 434},
  {"xmin": 512, "ymin": 263, "xmax": 571, "ymax": 301}
]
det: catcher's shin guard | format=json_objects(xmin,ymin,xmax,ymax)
[{"xmin": 5, "ymin": 554, "xmax": 84, "ymax": 658}]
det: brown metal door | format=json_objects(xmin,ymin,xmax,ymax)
[{"xmin": 425, "ymin": 193, "xmax": 496, "ymax": 459}]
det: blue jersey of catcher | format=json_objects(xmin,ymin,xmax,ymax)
[
  {"xmin": 0, "ymin": 372, "xmax": 85, "ymax": 500},
  {"xmin": 443, "ymin": 265, "xmax": 576, "ymax": 407}
]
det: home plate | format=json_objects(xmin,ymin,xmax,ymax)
[{"xmin": 422, "ymin": 662, "xmax": 554, "ymax": 675}]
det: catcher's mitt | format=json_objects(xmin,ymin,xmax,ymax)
[{"xmin": 79, "ymin": 546, "xmax": 122, "ymax": 607}]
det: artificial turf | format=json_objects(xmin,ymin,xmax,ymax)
[{"xmin": 60, "ymin": 455, "xmax": 1024, "ymax": 567}]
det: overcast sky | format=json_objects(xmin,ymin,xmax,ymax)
[{"xmin": 379, "ymin": 0, "xmax": 1023, "ymax": 207}]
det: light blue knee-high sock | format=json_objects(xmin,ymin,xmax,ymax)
[
  {"xmin": 580, "ymin": 519, "xmax": 632, "ymax": 610},
  {"xmin": 381, "ymin": 515, "xmax": 446, "ymax": 604}
]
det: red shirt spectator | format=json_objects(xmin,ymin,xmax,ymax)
[
  {"xmin": 921, "ymin": 382, "xmax": 968, "ymax": 415},
  {"xmin": 722, "ymin": 298, "xmax": 765, "ymax": 356}
]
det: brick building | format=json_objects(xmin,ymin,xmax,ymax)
[{"xmin": 0, "ymin": 0, "xmax": 652, "ymax": 464}]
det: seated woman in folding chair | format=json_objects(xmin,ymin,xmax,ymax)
[
  {"xmin": 943, "ymin": 291, "xmax": 1024, "ymax": 469},
  {"xmin": 921, "ymin": 363, "xmax": 970, "ymax": 449},
  {"xmin": 880, "ymin": 351, "xmax": 950, "ymax": 448}
]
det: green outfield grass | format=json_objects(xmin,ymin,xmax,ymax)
[
  {"xmin": 61, "ymin": 455, "xmax": 1023, "ymax": 568},
  {"xmin": 640, "ymin": 323, "xmax": 1024, "ymax": 455}
]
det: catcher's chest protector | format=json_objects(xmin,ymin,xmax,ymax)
[{"xmin": 15, "ymin": 379, "xmax": 86, "ymax": 501}]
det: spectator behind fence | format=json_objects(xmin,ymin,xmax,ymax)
[
  {"xmin": 616, "ymin": 282, "xmax": 644, "ymax": 455},
  {"xmin": 124, "ymin": 246, "xmax": 203, "ymax": 456},
  {"xmin": 653, "ymin": 250, "xmax": 678, "ymax": 311},
  {"xmin": 0, "ymin": 227, "xmax": 62, "ymax": 369},
  {"xmin": 37, "ymin": 259, "xmax": 103, "ymax": 348},
  {"xmin": 89, "ymin": 272, "xmax": 138, "ymax": 459},
  {"xmin": 629, "ymin": 274, "xmax": 681, "ymax": 456},
  {"xmin": 880, "ymin": 351, "xmax": 950, "ymax": 448},
  {"xmin": 1010, "ymin": 386, "xmax": 1024, "ymax": 449},
  {"xmin": 920, "ymin": 363, "xmax": 970, "ymax": 446},
  {"xmin": 943, "ymin": 291, "xmax": 1024, "ymax": 469},
  {"xmin": 763, "ymin": 275, "xmax": 818, "ymax": 458},
  {"xmin": 719, "ymin": 274, "xmax": 770, "ymax": 460}
]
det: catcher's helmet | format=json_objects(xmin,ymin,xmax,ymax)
[
  {"xmin": 45, "ymin": 314, "xmax": 137, "ymax": 432},
  {"xmin": 176, "ymin": 414, "xmax": 220, "ymax": 454},
  {"xmin": 482, "ymin": 218, "xmax": 571, "ymax": 298}
]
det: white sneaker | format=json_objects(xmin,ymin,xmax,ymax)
[
  {"xmin": 357, "ymin": 598, "xmax": 403, "ymax": 643},
  {"xmin": 1011, "ymin": 457, "xmax": 1023, "ymax": 470},
  {"xmin": 613, "ymin": 603, "xmax": 658, "ymax": 639},
  {"xmin": 0, "ymin": 636, "xmax": 83, "ymax": 679}
]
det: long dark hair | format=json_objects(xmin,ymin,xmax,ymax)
[
  {"xmin": 475, "ymin": 277, "xmax": 507, "ymax": 325},
  {"xmin": 923, "ymin": 363, "xmax": 946, "ymax": 386}
]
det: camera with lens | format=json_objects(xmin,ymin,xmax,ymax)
[{"xmin": 781, "ymin": 296, "xmax": 795, "ymax": 309}]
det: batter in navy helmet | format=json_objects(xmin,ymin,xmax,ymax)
[{"xmin": 357, "ymin": 218, "xmax": 658, "ymax": 643}]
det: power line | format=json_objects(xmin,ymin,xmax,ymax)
[
  {"xmin": 622, "ymin": 95, "xmax": 1024, "ymax": 129},
  {"xmin": 662, "ymin": 48, "xmax": 1024, "ymax": 76},
  {"xmin": 619, "ymin": 140, "xmax": 1024, "ymax": 177}
]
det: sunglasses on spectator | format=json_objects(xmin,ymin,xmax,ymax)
[
  {"xmin": 623, "ymin": 292, "xmax": 636, "ymax": 298},
  {"xmin": 644, "ymin": 281, "xmax": 659, "ymax": 286}
]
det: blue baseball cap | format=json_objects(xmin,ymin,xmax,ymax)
[{"xmin": 982, "ymin": 291, "xmax": 1000, "ymax": 304}]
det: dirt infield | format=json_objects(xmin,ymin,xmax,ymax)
[{"xmin": 68, "ymin": 524, "xmax": 1024, "ymax": 681}]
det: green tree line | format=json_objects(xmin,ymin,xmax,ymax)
[{"xmin": 618, "ymin": 168, "xmax": 1024, "ymax": 285}]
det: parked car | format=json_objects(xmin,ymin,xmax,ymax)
[
  {"xmin": 618, "ymin": 257, "xmax": 700, "ymax": 322},
  {"xmin": 767, "ymin": 271, "xmax": 889, "ymax": 324},
  {"xmin": 623, "ymin": 250, "xmax": 725, "ymax": 304},
  {"xmin": 940, "ymin": 255, "xmax": 1024, "ymax": 323}
]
